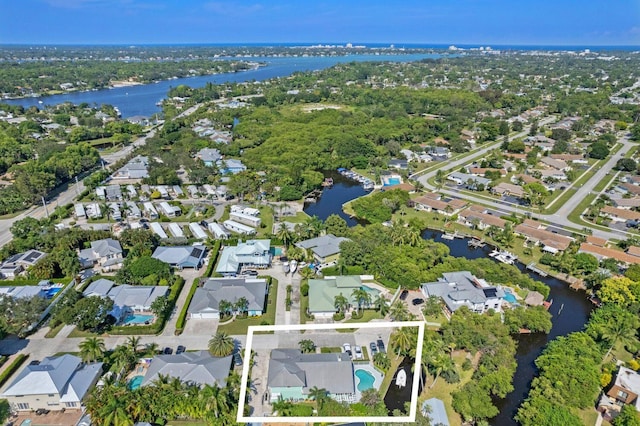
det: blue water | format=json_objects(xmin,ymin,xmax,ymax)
[
  {"xmin": 383, "ymin": 177, "xmax": 401, "ymax": 186},
  {"xmin": 271, "ymin": 247, "xmax": 283, "ymax": 256},
  {"xmin": 355, "ymin": 369, "xmax": 375, "ymax": 391},
  {"xmin": 123, "ymin": 314, "xmax": 154, "ymax": 325},
  {"xmin": 503, "ymin": 293, "xmax": 517, "ymax": 303},
  {"xmin": 45, "ymin": 287, "xmax": 61, "ymax": 298},
  {"xmin": 361, "ymin": 285, "xmax": 380, "ymax": 297},
  {"xmin": 2, "ymin": 54, "xmax": 440, "ymax": 118},
  {"xmin": 128, "ymin": 375, "xmax": 144, "ymax": 390}
]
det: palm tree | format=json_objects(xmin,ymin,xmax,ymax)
[
  {"xmin": 79, "ymin": 337, "xmax": 106, "ymax": 363},
  {"xmin": 389, "ymin": 300, "xmax": 409, "ymax": 321},
  {"xmin": 208, "ymin": 332, "xmax": 235, "ymax": 357},
  {"xmin": 435, "ymin": 169, "xmax": 446, "ymax": 190},
  {"xmin": 305, "ymin": 215, "xmax": 325, "ymax": 238},
  {"xmin": 598, "ymin": 319, "xmax": 638, "ymax": 359},
  {"xmin": 308, "ymin": 386, "xmax": 329, "ymax": 410},
  {"xmin": 143, "ymin": 342, "xmax": 159, "ymax": 357},
  {"xmin": 298, "ymin": 339, "xmax": 316, "ymax": 353},
  {"xmin": 126, "ymin": 336, "xmax": 141, "ymax": 354},
  {"xmin": 334, "ymin": 293, "xmax": 349, "ymax": 314},
  {"xmin": 390, "ymin": 327, "xmax": 416, "ymax": 359},
  {"xmin": 235, "ymin": 297, "xmax": 249, "ymax": 315},
  {"xmin": 352, "ymin": 288, "xmax": 372, "ymax": 312},
  {"xmin": 218, "ymin": 299, "xmax": 233, "ymax": 318},
  {"xmin": 110, "ymin": 345, "xmax": 135, "ymax": 376},
  {"xmin": 374, "ymin": 295, "xmax": 390, "ymax": 316},
  {"xmin": 95, "ymin": 389, "xmax": 133, "ymax": 426},
  {"xmin": 300, "ymin": 267, "xmax": 315, "ymax": 280},
  {"xmin": 359, "ymin": 388, "xmax": 382, "ymax": 408},
  {"xmin": 429, "ymin": 352, "xmax": 454, "ymax": 388},
  {"xmin": 276, "ymin": 222, "xmax": 293, "ymax": 248}
]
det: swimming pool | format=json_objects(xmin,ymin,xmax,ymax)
[
  {"xmin": 503, "ymin": 293, "xmax": 517, "ymax": 303},
  {"xmin": 271, "ymin": 247, "xmax": 283, "ymax": 256},
  {"xmin": 128, "ymin": 375, "xmax": 144, "ymax": 390},
  {"xmin": 45, "ymin": 287, "xmax": 62, "ymax": 298},
  {"xmin": 123, "ymin": 314, "xmax": 154, "ymax": 325},
  {"xmin": 383, "ymin": 177, "xmax": 402, "ymax": 186},
  {"xmin": 355, "ymin": 369, "xmax": 375, "ymax": 391},
  {"xmin": 361, "ymin": 285, "xmax": 380, "ymax": 297}
]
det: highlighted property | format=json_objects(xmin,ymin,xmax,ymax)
[{"xmin": 237, "ymin": 321, "xmax": 425, "ymax": 424}]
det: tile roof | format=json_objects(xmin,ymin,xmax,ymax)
[{"xmin": 142, "ymin": 351, "xmax": 232, "ymax": 388}]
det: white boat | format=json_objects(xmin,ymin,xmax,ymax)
[
  {"xmin": 290, "ymin": 260, "xmax": 298, "ymax": 274},
  {"xmin": 395, "ymin": 368, "xmax": 407, "ymax": 388},
  {"xmin": 489, "ymin": 249, "xmax": 500, "ymax": 258},
  {"xmin": 494, "ymin": 251, "xmax": 518, "ymax": 265},
  {"xmin": 282, "ymin": 262, "xmax": 290, "ymax": 274},
  {"xmin": 441, "ymin": 233, "xmax": 455, "ymax": 240}
]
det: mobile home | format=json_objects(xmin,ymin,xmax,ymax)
[
  {"xmin": 223, "ymin": 220, "xmax": 257, "ymax": 235},
  {"xmin": 189, "ymin": 223, "xmax": 208, "ymax": 240},
  {"xmin": 74, "ymin": 203, "xmax": 86, "ymax": 219},
  {"xmin": 230, "ymin": 211, "xmax": 262, "ymax": 228},
  {"xmin": 150, "ymin": 222, "xmax": 168, "ymax": 239},
  {"xmin": 208, "ymin": 222, "xmax": 230, "ymax": 239},
  {"xmin": 143, "ymin": 202, "xmax": 158, "ymax": 220},
  {"xmin": 168, "ymin": 223, "xmax": 185, "ymax": 238}
]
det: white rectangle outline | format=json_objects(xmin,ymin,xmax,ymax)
[{"xmin": 237, "ymin": 320, "xmax": 425, "ymax": 423}]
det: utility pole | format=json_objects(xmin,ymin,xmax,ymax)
[
  {"xmin": 41, "ymin": 196, "xmax": 49, "ymax": 218},
  {"xmin": 75, "ymin": 175, "xmax": 80, "ymax": 196}
]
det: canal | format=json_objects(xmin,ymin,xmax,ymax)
[{"xmin": 305, "ymin": 185, "xmax": 594, "ymax": 425}]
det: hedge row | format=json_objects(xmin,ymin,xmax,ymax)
[
  {"xmin": 108, "ymin": 276, "xmax": 185, "ymax": 336},
  {"xmin": 175, "ymin": 279, "xmax": 199, "ymax": 335},
  {"xmin": 0, "ymin": 277, "xmax": 69, "ymax": 287},
  {"xmin": 0, "ymin": 354, "xmax": 28, "ymax": 388},
  {"xmin": 204, "ymin": 240, "xmax": 222, "ymax": 277}
]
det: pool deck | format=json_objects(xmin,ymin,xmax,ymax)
[{"xmin": 353, "ymin": 363, "xmax": 384, "ymax": 401}]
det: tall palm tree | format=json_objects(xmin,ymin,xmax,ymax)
[
  {"xmin": 298, "ymin": 339, "xmax": 316, "ymax": 353},
  {"xmin": 334, "ymin": 293, "xmax": 349, "ymax": 314},
  {"xmin": 144, "ymin": 343, "xmax": 159, "ymax": 357},
  {"xmin": 126, "ymin": 336, "xmax": 141, "ymax": 354},
  {"xmin": 308, "ymin": 386, "xmax": 329, "ymax": 410},
  {"xmin": 389, "ymin": 300, "xmax": 409, "ymax": 321},
  {"xmin": 276, "ymin": 222, "xmax": 293, "ymax": 248},
  {"xmin": 208, "ymin": 332, "xmax": 235, "ymax": 357},
  {"xmin": 235, "ymin": 297, "xmax": 249, "ymax": 315},
  {"xmin": 305, "ymin": 215, "xmax": 325, "ymax": 238},
  {"xmin": 598, "ymin": 319, "xmax": 638, "ymax": 359},
  {"xmin": 374, "ymin": 295, "xmax": 390, "ymax": 316},
  {"xmin": 390, "ymin": 327, "xmax": 416, "ymax": 360},
  {"xmin": 218, "ymin": 299, "xmax": 233, "ymax": 318},
  {"xmin": 79, "ymin": 337, "xmax": 106, "ymax": 364},
  {"xmin": 352, "ymin": 288, "xmax": 372, "ymax": 312},
  {"xmin": 110, "ymin": 345, "xmax": 135, "ymax": 376},
  {"xmin": 429, "ymin": 352, "xmax": 454, "ymax": 388}
]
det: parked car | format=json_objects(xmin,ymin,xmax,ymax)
[
  {"xmin": 369, "ymin": 342, "xmax": 378, "ymax": 355},
  {"xmin": 243, "ymin": 270, "xmax": 259, "ymax": 277},
  {"xmin": 399, "ymin": 289, "xmax": 409, "ymax": 301},
  {"xmin": 163, "ymin": 347, "xmax": 173, "ymax": 355},
  {"xmin": 35, "ymin": 409, "xmax": 50, "ymax": 416},
  {"xmin": 412, "ymin": 298, "xmax": 425, "ymax": 306},
  {"xmin": 354, "ymin": 345, "xmax": 363, "ymax": 360},
  {"xmin": 377, "ymin": 339, "xmax": 386, "ymax": 353},
  {"xmin": 233, "ymin": 352, "xmax": 243, "ymax": 366},
  {"xmin": 176, "ymin": 345, "xmax": 186, "ymax": 354},
  {"xmin": 343, "ymin": 343, "xmax": 353, "ymax": 358}
]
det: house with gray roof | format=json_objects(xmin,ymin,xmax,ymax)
[
  {"xmin": 295, "ymin": 234, "xmax": 350, "ymax": 263},
  {"xmin": 268, "ymin": 349, "xmax": 356, "ymax": 403},
  {"xmin": 188, "ymin": 277, "xmax": 268, "ymax": 319},
  {"xmin": 141, "ymin": 351, "xmax": 232, "ymax": 388},
  {"xmin": 1, "ymin": 354, "xmax": 103, "ymax": 411},
  {"xmin": 0, "ymin": 285, "xmax": 47, "ymax": 300},
  {"xmin": 216, "ymin": 158, "xmax": 246, "ymax": 175},
  {"xmin": 152, "ymin": 245, "xmax": 207, "ymax": 270},
  {"xmin": 113, "ymin": 155, "xmax": 149, "ymax": 180},
  {"xmin": 215, "ymin": 240, "xmax": 271, "ymax": 276},
  {"xmin": 197, "ymin": 148, "xmax": 222, "ymax": 167},
  {"xmin": 78, "ymin": 238, "xmax": 123, "ymax": 271},
  {"xmin": 0, "ymin": 249, "xmax": 47, "ymax": 279},
  {"xmin": 82, "ymin": 278, "xmax": 168, "ymax": 321},
  {"xmin": 422, "ymin": 398, "xmax": 450, "ymax": 426},
  {"xmin": 447, "ymin": 172, "xmax": 491, "ymax": 188},
  {"xmin": 421, "ymin": 271, "xmax": 505, "ymax": 316}
]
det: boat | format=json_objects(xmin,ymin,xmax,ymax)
[
  {"xmin": 441, "ymin": 233, "xmax": 455, "ymax": 240},
  {"xmin": 282, "ymin": 262, "xmax": 290, "ymax": 274},
  {"xmin": 363, "ymin": 181, "xmax": 374, "ymax": 190},
  {"xmin": 494, "ymin": 251, "xmax": 518, "ymax": 265},
  {"xmin": 395, "ymin": 368, "xmax": 407, "ymax": 388},
  {"xmin": 489, "ymin": 249, "xmax": 500, "ymax": 258},
  {"xmin": 155, "ymin": 99, "xmax": 163, "ymax": 106},
  {"xmin": 322, "ymin": 177, "xmax": 334, "ymax": 187},
  {"xmin": 290, "ymin": 260, "xmax": 298, "ymax": 274}
]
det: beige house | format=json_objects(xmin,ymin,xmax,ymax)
[{"xmin": 2, "ymin": 355, "xmax": 103, "ymax": 411}]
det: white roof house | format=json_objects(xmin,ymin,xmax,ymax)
[
  {"xmin": 126, "ymin": 201, "xmax": 141, "ymax": 218},
  {"xmin": 216, "ymin": 239, "xmax": 271, "ymax": 276},
  {"xmin": 74, "ymin": 204, "xmax": 86, "ymax": 218},
  {"xmin": 143, "ymin": 202, "xmax": 158, "ymax": 219},
  {"xmin": 223, "ymin": 220, "xmax": 256, "ymax": 235},
  {"xmin": 149, "ymin": 222, "xmax": 168, "ymax": 239},
  {"xmin": 208, "ymin": 222, "xmax": 230, "ymax": 239},
  {"xmin": 158, "ymin": 201, "xmax": 181, "ymax": 218},
  {"xmin": 83, "ymin": 278, "xmax": 169, "ymax": 318},
  {"xmin": 168, "ymin": 223, "xmax": 185, "ymax": 238},
  {"xmin": 78, "ymin": 238, "xmax": 123, "ymax": 271},
  {"xmin": 229, "ymin": 211, "xmax": 261, "ymax": 228},
  {"xmin": 189, "ymin": 223, "xmax": 208, "ymax": 240},
  {"xmin": 152, "ymin": 245, "xmax": 207, "ymax": 270},
  {"xmin": 1, "ymin": 354, "xmax": 103, "ymax": 411}
]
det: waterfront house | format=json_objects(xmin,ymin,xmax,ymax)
[
  {"xmin": 598, "ymin": 366, "xmax": 640, "ymax": 417},
  {"xmin": 1, "ymin": 354, "xmax": 103, "ymax": 412},
  {"xmin": 267, "ymin": 349, "xmax": 356, "ymax": 403},
  {"xmin": 78, "ymin": 238, "xmax": 123, "ymax": 271},
  {"xmin": 458, "ymin": 206, "xmax": 507, "ymax": 230},
  {"xmin": 307, "ymin": 276, "xmax": 378, "ymax": 318},
  {"xmin": 579, "ymin": 243, "xmax": 640, "ymax": 265},
  {"xmin": 141, "ymin": 351, "xmax": 233, "ymax": 388},
  {"xmin": 421, "ymin": 271, "xmax": 505, "ymax": 316},
  {"xmin": 152, "ymin": 245, "xmax": 207, "ymax": 270},
  {"xmin": 413, "ymin": 194, "xmax": 467, "ymax": 216},
  {"xmin": 188, "ymin": 277, "xmax": 268, "ymax": 319},
  {"xmin": 514, "ymin": 220, "xmax": 573, "ymax": 254},
  {"xmin": 215, "ymin": 240, "xmax": 271, "ymax": 276},
  {"xmin": 295, "ymin": 234, "xmax": 350, "ymax": 264}
]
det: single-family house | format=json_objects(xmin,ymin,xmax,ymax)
[
  {"xmin": 611, "ymin": 197, "xmax": 640, "ymax": 209},
  {"xmin": 427, "ymin": 146, "xmax": 451, "ymax": 159},
  {"xmin": 458, "ymin": 206, "xmax": 506, "ymax": 230},
  {"xmin": 95, "ymin": 186, "xmax": 106, "ymax": 200},
  {"xmin": 307, "ymin": 276, "xmax": 378, "ymax": 318},
  {"xmin": 113, "ymin": 156, "xmax": 149, "ymax": 180},
  {"xmin": 579, "ymin": 243, "xmax": 640, "ymax": 265},
  {"xmin": 188, "ymin": 277, "xmax": 268, "ymax": 319},
  {"xmin": 538, "ymin": 168, "xmax": 567, "ymax": 181},
  {"xmin": 268, "ymin": 349, "xmax": 356, "ymax": 403},
  {"xmin": 540, "ymin": 157, "xmax": 570, "ymax": 171},
  {"xmin": 514, "ymin": 221, "xmax": 573, "ymax": 253},
  {"xmin": 141, "ymin": 352, "xmax": 233, "ymax": 388},
  {"xmin": 511, "ymin": 174, "xmax": 540, "ymax": 185},
  {"xmin": 421, "ymin": 271, "xmax": 505, "ymax": 316},
  {"xmin": 152, "ymin": 245, "xmax": 207, "ymax": 270},
  {"xmin": 601, "ymin": 206, "xmax": 640, "ymax": 223},
  {"xmin": 83, "ymin": 278, "xmax": 168, "ymax": 320},
  {"xmin": 295, "ymin": 234, "xmax": 350, "ymax": 264},
  {"xmin": 105, "ymin": 185, "xmax": 122, "ymax": 201},
  {"xmin": 1, "ymin": 354, "xmax": 103, "ymax": 411},
  {"xmin": 78, "ymin": 238, "xmax": 123, "ymax": 271},
  {"xmin": 217, "ymin": 159, "xmax": 246, "ymax": 174},
  {"xmin": 197, "ymin": 148, "xmax": 222, "ymax": 167},
  {"xmin": 0, "ymin": 250, "xmax": 47, "ymax": 279},
  {"xmin": 598, "ymin": 366, "xmax": 640, "ymax": 416},
  {"xmin": 388, "ymin": 159, "xmax": 409, "ymax": 170},
  {"xmin": 448, "ymin": 172, "xmax": 491, "ymax": 188},
  {"xmin": 491, "ymin": 182, "xmax": 525, "ymax": 198},
  {"xmin": 215, "ymin": 240, "xmax": 271, "ymax": 276}
]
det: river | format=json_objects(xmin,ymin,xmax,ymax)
[
  {"xmin": 3, "ymin": 53, "xmax": 440, "ymax": 118},
  {"xmin": 304, "ymin": 182, "xmax": 593, "ymax": 425}
]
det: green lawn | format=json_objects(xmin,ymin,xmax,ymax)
[
  {"xmin": 378, "ymin": 354, "xmax": 403, "ymax": 398},
  {"xmin": 321, "ymin": 346, "xmax": 342, "ymax": 353},
  {"xmin": 67, "ymin": 327, "xmax": 100, "ymax": 338},
  {"xmin": 257, "ymin": 204, "xmax": 274, "ymax": 238},
  {"xmin": 216, "ymin": 277, "xmax": 278, "ymax": 335},
  {"xmin": 344, "ymin": 309, "xmax": 385, "ymax": 323},
  {"xmin": 575, "ymin": 408, "xmax": 600, "ymax": 426},
  {"xmin": 282, "ymin": 210, "xmax": 311, "ymax": 223}
]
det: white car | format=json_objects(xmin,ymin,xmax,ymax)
[
  {"xmin": 354, "ymin": 345, "xmax": 363, "ymax": 360},
  {"xmin": 343, "ymin": 343, "xmax": 352, "ymax": 353}
]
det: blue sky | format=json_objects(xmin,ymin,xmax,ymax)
[{"xmin": 1, "ymin": 0, "xmax": 639, "ymax": 46}]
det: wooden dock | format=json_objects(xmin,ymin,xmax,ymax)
[
  {"xmin": 526, "ymin": 262, "xmax": 548, "ymax": 277},
  {"xmin": 468, "ymin": 238, "xmax": 486, "ymax": 248}
]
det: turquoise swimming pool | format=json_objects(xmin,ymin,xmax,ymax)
[
  {"xmin": 355, "ymin": 369, "xmax": 375, "ymax": 391},
  {"xmin": 128, "ymin": 375, "xmax": 144, "ymax": 390},
  {"xmin": 383, "ymin": 177, "xmax": 402, "ymax": 186},
  {"xmin": 271, "ymin": 247, "xmax": 283, "ymax": 256},
  {"xmin": 361, "ymin": 285, "xmax": 380, "ymax": 297},
  {"xmin": 504, "ymin": 293, "xmax": 517, "ymax": 303},
  {"xmin": 123, "ymin": 314, "xmax": 154, "ymax": 325}
]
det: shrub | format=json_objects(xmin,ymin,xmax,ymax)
[
  {"xmin": 300, "ymin": 283, "xmax": 309, "ymax": 296},
  {"xmin": 333, "ymin": 312, "xmax": 345, "ymax": 321},
  {"xmin": 0, "ymin": 354, "xmax": 28, "ymax": 388}
]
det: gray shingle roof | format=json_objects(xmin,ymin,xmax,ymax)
[
  {"xmin": 188, "ymin": 278, "xmax": 267, "ymax": 315},
  {"xmin": 295, "ymin": 234, "xmax": 349, "ymax": 259},
  {"xmin": 141, "ymin": 351, "xmax": 232, "ymax": 388},
  {"xmin": 152, "ymin": 245, "xmax": 206, "ymax": 268}
]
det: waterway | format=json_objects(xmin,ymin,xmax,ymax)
[
  {"xmin": 303, "ymin": 186, "xmax": 594, "ymax": 425},
  {"xmin": 3, "ymin": 53, "xmax": 440, "ymax": 118}
]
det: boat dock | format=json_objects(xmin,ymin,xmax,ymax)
[
  {"xmin": 304, "ymin": 189, "xmax": 323, "ymax": 203},
  {"xmin": 526, "ymin": 262, "xmax": 548, "ymax": 277},
  {"xmin": 468, "ymin": 238, "xmax": 486, "ymax": 248}
]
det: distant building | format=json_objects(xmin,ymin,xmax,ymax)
[
  {"xmin": 216, "ymin": 158, "xmax": 246, "ymax": 174},
  {"xmin": 113, "ymin": 156, "xmax": 149, "ymax": 180},
  {"xmin": 196, "ymin": 148, "xmax": 222, "ymax": 167},
  {"xmin": 152, "ymin": 245, "xmax": 207, "ymax": 270}
]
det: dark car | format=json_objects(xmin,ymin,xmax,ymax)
[
  {"xmin": 243, "ymin": 270, "xmax": 259, "ymax": 277},
  {"xmin": 176, "ymin": 345, "xmax": 186, "ymax": 354},
  {"xmin": 233, "ymin": 352, "xmax": 243, "ymax": 366},
  {"xmin": 35, "ymin": 409, "xmax": 50, "ymax": 416},
  {"xmin": 200, "ymin": 220, "xmax": 209, "ymax": 228},
  {"xmin": 376, "ymin": 339, "xmax": 386, "ymax": 353},
  {"xmin": 369, "ymin": 342, "xmax": 378, "ymax": 355},
  {"xmin": 399, "ymin": 290, "xmax": 409, "ymax": 301},
  {"xmin": 412, "ymin": 298, "xmax": 425, "ymax": 306},
  {"xmin": 163, "ymin": 347, "xmax": 173, "ymax": 355}
]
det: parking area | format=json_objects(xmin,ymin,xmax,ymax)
[
  {"xmin": 11, "ymin": 409, "xmax": 83, "ymax": 426},
  {"xmin": 403, "ymin": 289, "xmax": 426, "ymax": 318},
  {"xmin": 183, "ymin": 317, "xmax": 218, "ymax": 337}
]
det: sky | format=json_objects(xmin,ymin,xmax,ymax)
[{"xmin": 1, "ymin": 0, "xmax": 639, "ymax": 46}]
